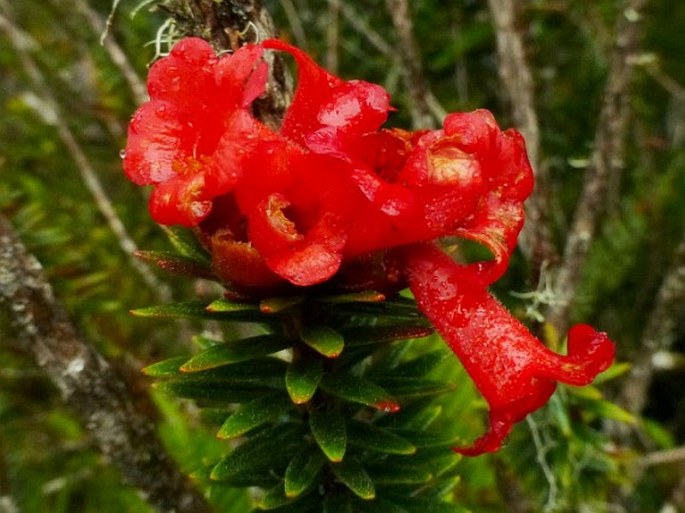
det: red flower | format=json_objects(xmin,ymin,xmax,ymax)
[
  {"xmin": 124, "ymin": 37, "xmax": 615, "ymax": 455},
  {"xmin": 123, "ymin": 38, "xmax": 270, "ymax": 226},
  {"xmin": 406, "ymin": 244, "xmax": 614, "ymax": 455}
]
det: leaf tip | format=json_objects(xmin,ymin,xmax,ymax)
[{"xmin": 375, "ymin": 400, "xmax": 401, "ymax": 413}]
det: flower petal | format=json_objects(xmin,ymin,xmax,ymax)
[
  {"xmin": 262, "ymin": 39, "xmax": 391, "ymax": 155},
  {"xmin": 213, "ymin": 44, "xmax": 268, "ymax": 109},
  {"xmin": 147, "ymin": 37, "xmax": 218, "ymax": 112},
  {"xmin": 123, "ymin": 101, "xmax": 192, "ymax": 185},
  {"xmin": 405, "ymin": 243, "xmax": 614, "ymax": 456}
]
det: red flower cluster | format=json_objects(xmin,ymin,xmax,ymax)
[{"xmin": 124, "ymin": 37, "xmax": 615, "ymax": 455}]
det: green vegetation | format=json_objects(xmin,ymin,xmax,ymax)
[{"xmin": 1, "ymin": 1, "xmax": 684, "ymax": 512}]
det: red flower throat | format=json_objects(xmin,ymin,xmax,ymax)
[{"xmin": 123, "ymin": 37, "xmax": 615, "ymax": 455}]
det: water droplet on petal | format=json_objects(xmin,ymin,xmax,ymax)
[{"xmin": 119, "ymin": 149, "xmax": 126, "ymax": 159}]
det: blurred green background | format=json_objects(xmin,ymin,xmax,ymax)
[{"xmin": 1, "ymin": 0, "xmax": 684, "ymax": 511}]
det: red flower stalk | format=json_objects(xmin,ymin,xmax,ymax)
[{"xmin": 123, "ymin": 37, "xmax": 615, "ymax": 455}]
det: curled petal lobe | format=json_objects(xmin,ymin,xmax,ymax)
[
  {"xmin": 262, "ymin": 38, "xmax": 391, "ymax": 155},
  {"xmin": 405, "ymin": 244, "xmax": 614, "ymax": 456},
  {"xmin": 236, "ymin": 151, "xmax": 364, "ymax": 286},
  {"xmin": 147, "ymin": 37, "xmax": 218, "ymax": 112},
  {"xmin": 213, "ymin": 44, "xmax": 268, "ymax": 109}
]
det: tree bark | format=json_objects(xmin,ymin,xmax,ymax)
[
  {"xmin": 547, "ymin": 0, "xmax": 647, "ymax": 335},
  {"xmin": 0, "ymin": 214, "xmax": 213, "ymax": 513},
  {"xmin": 487, "ymin": 0, "xmax": 557, "ymax": 272}
]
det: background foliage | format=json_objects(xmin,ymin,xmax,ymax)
[{"xmin": 1, "ymin": 0, "xmax": 684, "ymax": 512}]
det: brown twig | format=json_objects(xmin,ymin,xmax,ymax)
[
  {"xmin": 641, "ymin": 445, "xmax": 685, "ymax": 468},
  {"xmin": 0, "ymin": 215, "xmax": 213, "ymax": 513},
  {"xmin": 384, "ymin": 0, "xmax": 437, "ymax": 129},
  {"xmin": 277, "ymin": 0, "xmax": 308, "ymax": 50},
  {"xmin": 71, "ymin": 0, "xmax": 148, "ymax": 106},
  {"xmin": 487, "ymin": 0, "xmax": 556, "ymax": 270},
  {"xmin": 618, "ymin": 232, "xmax": 685, "ymax": 415},
  {"xmin": 341, "ymin": 1, "xmax": 393, "ymax": 56},
  {"xmin": 664, "ymin": 473, "xmax": 685, "ymax": 511},
  {"xmin": 325, "ymin": 0, "xmax": 340, "ymax": 74},
  {"xmin": 340, "ymin": 1, "xmax": 446, "ymax": 122},
  {"xmin": 634, "ymin": 438, "xmax": 685, "ymax": 512},
  {"xmin": 546, "ymin": 0, "xmax": 647, "ymax": 335}
]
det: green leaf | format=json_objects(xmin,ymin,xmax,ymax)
[
  {"xmin": 335, "ymin": 346, "xmax": 382, "ymax": 370},
  {"xmin": 339, "ymin": 325, "xmax": 433, "ymax": 347},
  {"xmin": 367, "ymin": 464, "xmax": 432, "ymax": 485},
  {"xmin": 217, "ymin": 394, "xmax": 293, "ymax": 440},
  {"xmin": 206, "ymin": 298, "xmax": 260, "ymax": 313},
  {"xmin": 319, "ymin": 290, "xmax": 386, "ymax": 304},
  {"xmin": 300, "ymin": 326, "xmax": 344, "ymax": 358},
  {"xmin": 131, "ymin": 300, "xmax": 267, "ymax": 322},
  {"xmin": 188, "ymin": 357, "xmax": 288, "ymax": 381},
  {"xmin": 347, "ymin": 420, "xmax": 416, "ymax": 455},
  {"xmin": 320, "ymin": 374, "xmax": 400, "ymax": 412},
  {"xmin": 391, "ymin": 351, "xmax": 447, "ymax": 376},
  {"xmin": 257, "ymin": 483, "xmax": 296, "ymax": 510},
  {"xmin": 389, "ymin": 429, "xmax": 461, "ymax": 448},
  {"xmin": 423, "ymin": 452, "xmax": 461, "ymax": 478},
  {"xmin": 309, "ymin": 409, "xmax": 347, "ymax": 462},
  {"xmin": 131, "ymin": 301, "xmax": 214, "ymax": 319},
  {"xmin": 154, "ymin": 359, "xmax": 287, "ymax": 403},
  {"xmin": 134, "ymin": 250, "xmax": 214, "ymax": 279},
  {"xmin": 319, "ymin": 295, "xmax": 424, "ymax": 322},
  {"xmin": 211, "ymin": 423, "xmax": 305, "ymax": 481},
  {"xmin": 190, "ymin": 334, "xmax": 219, "ymax": 350},
  {"xmin": 330, "ymin": 460, "xmax": 375, "ymax": 500},
  {"xmin": 286, "ymin": 358, "xmax": 323, "ymax": 404},
  {"xmin": 259, "ymin": 296, "xmax": 304, "ymax": 314},
  {"xmin": 154, "ymin": 379, "xmax": 279, "ymax": 404},
  {"xmin": 547, "ymin": 394, "xmax": 572, "ymax": 437},
  {"xmin": 253, "ymin": 492, "xmax": 319, "ymax": 513},
  {"xmin": 418, "ymin": 474, "xmax": 462, "ymax": 500},
  {"xmin": 369, "ymin": 341, "xmax": 413, "ymax": 374},
  {"xmin": 592, "ymin": 361, "xmax": 631, "ymax": 384},
  {"xmin": 284, "ymin": 449, "xmax": 325, "ymax": 498},
  {"xmin": 642, "ymin": 417, "xmax": 676, "ymax": 449},
  {"xmin": 141, "ymin": 356, "xmax": 187, "ymax": 377},
  {"xmin": 374, "ymin": 378, "xmax": 456, "ymax": 400},
  {"xmin": 191, "ymin": 465, "xmax": 278, "ymax": 489},
  {"xmin": 159, "ymin": 225, "xmax": 211, "ymax": 264},
  {"xmin": 580, "ymin": 398, "xmax": 637, "ymax": 424},
  {"xmin": 180, "ymin": 334, "xmax": 292, "ymax": 372},
  {"xmin": 376, "ymin": 400, "xmax": 444, "ymax": 430},
  {"xmin": 383, "ymin": 448, "xmax": 460, "ymax": 479},
  {"xmin": 567, "ymin": 384, "xmax": 604, "ymax": 400}
]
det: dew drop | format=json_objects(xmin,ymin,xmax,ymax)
[{"xmin": 119, "ymin": 149, "xmax": 126, "ymax": 159}]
